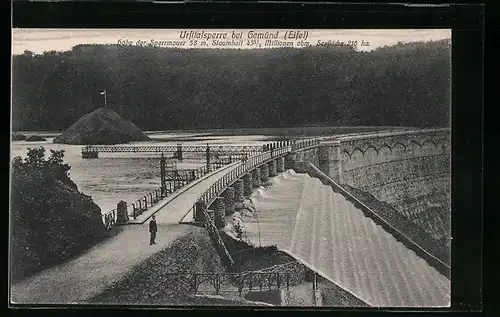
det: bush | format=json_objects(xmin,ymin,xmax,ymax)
[
  {"xmin": 10, "ymin": 147, "xmax": 107, "ymax": 282},
  {"xmin": 233, "ymin": 219, "xmax": 244, "ymax": 239}
]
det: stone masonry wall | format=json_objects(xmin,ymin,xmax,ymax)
[{"xmin": 338, "ymin": 129, "xmax": 451, "ymax": 241}]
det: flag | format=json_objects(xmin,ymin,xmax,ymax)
[{"xmin": 100, "ymin": 90, "xmax": 106, "ymax": 95}]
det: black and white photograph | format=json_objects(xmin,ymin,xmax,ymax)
[{"xmin": 10, "ymin": 28, "xmax": 452, "ymax": 307}]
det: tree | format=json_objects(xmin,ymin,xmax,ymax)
[{"xmin": 10, "ymin": 147, "xmax": 106, "ymax": 282}]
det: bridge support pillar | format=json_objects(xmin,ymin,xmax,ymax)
[
  {"xmin": 260, "ymin": 164, "xmax": 269, "ymax": 182},
  {"xmin": 194, "ymin": 200, "xmax": 206, "ymax": 223},
  {"xmin": 223, "ymin": 188, "xmax": 235, "ymax": 215},
  {"xmin": 232, "ymin": 179, "xmax": 244, "ymax": 203},
  {"xmin": 285, "ymin": 152, "xmax": 296, "ymax": 170},
  {"xmin": 318, "ymin": 140, "xmax": 343, "ymax": 183},
  {"xmin": 207, "ymin": 209, "xmax": 215, "ymax": 222},
  {"xmin": 116, "ymin": 200, "xmax": 129, "ymax": 224},
  {"xmin": 277, "ymin": 156, "xmax": 285, "ymax": 173},
  {"xmin": 252, "ymin": 169, "xmax": 261, "ymax": 188},
  {"xmin": 268, "ymin": 160, "xmax": 277, "ymax": 177},
  {"xmin": 214, "ymin": 197, "xmax": 226, "ymax": 229},
  {"xmin": 243, "ymin": 173, "xmax": 253, "ymax": 196}
]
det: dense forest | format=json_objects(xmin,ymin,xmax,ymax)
[{"xmin": 12, "ymin": 40, "xmax": 451, "ymax": 132}]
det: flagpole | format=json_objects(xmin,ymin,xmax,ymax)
[{"xmin": 101, "ymin": 89, "xmax": 107, "ymax": 109}]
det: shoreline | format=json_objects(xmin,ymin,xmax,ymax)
[{"xmin": 13, "ymin": 125, "xmax": 419, "ymax": 137}]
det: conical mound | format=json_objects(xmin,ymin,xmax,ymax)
[{"xmin": 53, "ymin": 108, "xmax": 150, "ymax": 145}]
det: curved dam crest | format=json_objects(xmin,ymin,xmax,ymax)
[{"xmin": 297, "ymin": 129, "xmax": 452, "ymax": 250}]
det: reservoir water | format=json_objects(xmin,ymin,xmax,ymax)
[{"xmin": 11, "ymin": 132, "xmax": 275, "ymax": 214}]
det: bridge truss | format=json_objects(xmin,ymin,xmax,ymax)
[{"xmin": 81, "ymin": 144, "xmax": 263, "ymax": 159}]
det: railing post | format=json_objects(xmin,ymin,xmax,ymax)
[
  {"xmin": 160, "ymin": 153, "xmax": 166, "ymax": 196},
  {"xmin": 116, "ymin": 201, "xmax": 128, "ymax": 224},
  {"xmin": 177, "ymin": 143, "xmax": 183, "ymax": 161},
  {"xmin": 206, "ymin": 143, "xmax": 210, "ymax": 172},
  {"xmin": 193, "ymin": 274, "xmax": 198, "ymax": 295},
  {"xmin": 313, "ymin": 272, "xmax": 317, "ymax": 291}
]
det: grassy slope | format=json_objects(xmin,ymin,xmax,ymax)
[{"xmin": 89, "ymin": 228, "xmax": 226, "ymax": 305}]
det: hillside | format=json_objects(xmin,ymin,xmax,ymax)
[
  {"xmin": 12, "ymin": 40, "xmax": 451, "ymax": 131},
  {"xmin": 10, "ymin": 148, "xmax": 110, "ymax": 282},
  {"xmin": 53, "ymin": 107, "xmax": 150, "ymax": 144}
]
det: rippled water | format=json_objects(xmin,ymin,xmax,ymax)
[{"xmin": 10, "ymin": 132, "xmax": 274, "ymax": 214}]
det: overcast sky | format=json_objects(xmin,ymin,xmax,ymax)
[{"xmin": 12, "ymin": 28, "xmax": 451, "ymax": 55}]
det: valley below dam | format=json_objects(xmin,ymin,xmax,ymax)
[{"xmin": 241, "ymin": 170, "xmax": 450, "ymax": 307}]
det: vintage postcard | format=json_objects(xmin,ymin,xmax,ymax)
[{"xmin": 10, "ymin": 28, "xmax": 451, "ymax": 307}]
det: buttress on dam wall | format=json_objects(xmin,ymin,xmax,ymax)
[{"xmin": 312, "ymin": 129, "xmax": 451, "ymax": 244}]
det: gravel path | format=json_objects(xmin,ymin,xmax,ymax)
[
  {"xmin": 11, "ymin": 162, "xmax": 244, "ymax": 304},
  {"xmin": 11, "ymin": 224, "xmax": 196, "ymax": 304}
]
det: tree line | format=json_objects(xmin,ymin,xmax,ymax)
[{"xmin": 12, "ymin": 40, "xmax": 451, "ymax": 132}]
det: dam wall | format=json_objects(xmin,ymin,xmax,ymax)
[{"xmin": 312, "ymin": 128, "xmax": 451, "ymax": 242}]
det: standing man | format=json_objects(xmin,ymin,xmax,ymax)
[{"xmin": 149, "ymin": 215, "xmax": 157, "ymax": 245}]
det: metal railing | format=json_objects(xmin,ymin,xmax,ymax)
[
  {"xmin": 102, "ymin": 209, "xmax": 117, "ymax": 230},
  {"xmin": 162, "ymin": 271, "xmax": 293, "ymax": 297},
  {"xmin": 194, "ymin": 138, "xmax": 322, "ymax": 214},
  {"xmin": 101, "ymin": 137, "xmax": 323, "ymax": 229},
  {"xmin": 100, "ymin": 162, "xmax": 235, "ymax": 228},
  {"xmin": 82, "ymin": 144, "xmax": 263, "ymax": 155},
  {"xmin": 129, "ymin": 163, "xmax": 230, "ymax": 219},
  {"xmin": 337, "ymin": 127, "xmax": 450, "ymax": 142},
  {"xmin": 130, "ymin": 188, "xmax": 167, "ymax": 219}
]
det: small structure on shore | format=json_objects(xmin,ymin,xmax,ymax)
[
  {"xmin": 12, "ymin": 132, "xmax": 27, "ymax": 141},
  {"xmin": 26, "ymin": 135, "xmax": 47, "ymax": 141},
  {"xmin": 53, "ymin": 108, "xmax": 150, "ymax": 145}
]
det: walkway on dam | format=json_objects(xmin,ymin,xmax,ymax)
[
  {"xmin": 129, "ymin": 161, "xmax": 242, "ymax": 224},
  {"xmin": 244, "ymin": 171, "xmax": 450, "ymax": 307},
  {"xmin": 11, "ymin": 162, "xmax": 244, "ymax": 304}
]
